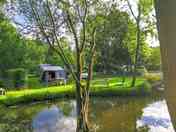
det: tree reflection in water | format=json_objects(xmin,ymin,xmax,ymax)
[{"xmin": 0, "ymin": 96, "xmax": 174, "ymax": 132}]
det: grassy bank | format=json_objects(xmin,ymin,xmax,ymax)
[{"xmin": 0, "ymin": 77, "xmax": 151, "ymax": 106}]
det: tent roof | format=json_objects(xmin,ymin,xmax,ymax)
[{"xmin": 39, "ymin": 64, "xmax": 64, "ymax": 71}]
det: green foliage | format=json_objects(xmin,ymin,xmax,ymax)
[
  {"xmin": 6, "ymin": 68, "xmax": 27, "ymax": 88},
  {"xmin": 26, "ymin": 75, "xmax": 44, "ymax": 89},
  {"xmin": 94, "ymin": 9, "xmax": 131, "ymax": 73},
  {"xmin": 0, "ymin": 80, "xmax": 4, "ymax": 87},
  {"xmin": 146, "ymin": 47, "xmax": 161, "ymax": 71},
  {"xmin": 144, "ymin": 73, "xmax": 162, "ymax": 83},
  {"xmin": 0, "ymin": 18, "xmax": 73, "ymax": 75},
  {"xmin": 92, "ymin": 7, "xmax": 154, "ymax": 74},
  {"xmin": 45, "ymin": 37, "xmax": 75, "ymax": 67},
  {"xmin": 126, "ymin": 20, "xmax": 152, "ymax": 65},
  {"xmin": 24, "ymin": 40, "xmax": 47, "ymax": 72},
  {"xmin": 139, "ymin": 0, "xmax": 153, "ymax": 16},
  {"xmin": 0, "ymin": 20, "xmax": 27, "ymax": 72}
]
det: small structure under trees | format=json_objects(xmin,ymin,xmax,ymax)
[{"xmin": 39, "ymin": 64, "xmax": 67, "ymax": 85}]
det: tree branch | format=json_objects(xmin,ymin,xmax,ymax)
[
  {"xmin": 45, "ymin": 0, "xmax": 81, "ymax": 85},
  {"xmin": 29, "ymin": 0, "xmax": 81, "ymax": 86},
  {"xmin": 127, "ymin": 0, "xmax": 137, "ymax": 21},
  {"xmin": 86, "ymin": 27, "xmax": 96, "ymax": 90},
  {"xmin": 66, "ymin": 9, "xmax": 80, "ymax": 53},
  {"xmin": 80, "ymin": 0, "xmax": 88, "ymax": 53}
]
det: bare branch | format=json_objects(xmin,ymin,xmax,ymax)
[
  {"xmin": 29, "ymin": 0, "xmax": 82, "ymax": 86},
  {"xmin": 44, "ymin": 0, "xmax": 81, "ymax": 85},
  {"xmin": 127, "ymin": 0, "xmax": 137, "ymax": 21},
  {"xmin": 66, "ymin": 9, "xmax": 80, "ymax": 53},
  {"xmin": 80, "ymin": 0, "xmax": 88, "ymax": 53},
  {"xmin": 29, "ymin": 0, "xmax": 52, "ymax": 46}
]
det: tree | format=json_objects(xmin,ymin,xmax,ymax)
[
  {"xmin": 146, "ymin": 46, "xmax": 160, "ymax": 71},
  {"xmin": 45, "ymin": 37, "xmax": 75, "ymax": 67},
  {"xmin": 126, "ymin": 0, "xmax": 153, "ymax": 86},
  {"xmin": 12, "ymin": 0, "xmax": 102, "ymax": 131},
  {"xmin": 94, "ymin": 8, "xmax": 131, "ymax": 74},
  {"xmin": 0, "ymin": 1, "xmax": 47, "ymax": 75},
  {"xmin": 0, "ymin": 19, "xmax": 27, "ymax": 74},
  {"xmin": 24, "ymin": 40, "xmax": 48, "ymax": 72},
  {"xmin": 0, "ymin": 23, "xmax": 51, "ymax": 75},
  {"xmin": 0, "ymin": 2, "xmax": 73, "ymax": 77},
  {"xmin": 155, "ymin": 0, "xmax": 176, "ymax": 128}
]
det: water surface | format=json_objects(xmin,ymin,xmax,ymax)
[{"xmin": 0, "ymin": 95, "xmax": 174, "ymax": 132}]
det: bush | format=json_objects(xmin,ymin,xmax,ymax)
[
  {"xmin": 144, "ymin": 73, "xmax": 162, "ymax": 83},
  {"xmin": 6, "ymin": 68, "xmax": 27, "ymax": 88},
  {"xmin": 26, "ymin": 76, "xmax": 43, "ymax": 89},
  {"xmin": 0, "ymin": 80, "xmax": 4, "ymax": 87},
  {"xmin": 0, "ymin": 70, "xmax": 4, "ymax": 87}
]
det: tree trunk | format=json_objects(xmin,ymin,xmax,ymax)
[
  {"xmin": 76, "ymin": 86, "xmax": 89, "ymax": 132},
  {"xmin": 155, "ymin": 0, "xmax": 176, "ymax": 129},
  {"xmin": 131, "ymin": 19, "xmax": 141, "ymax": 87},
  {"xmin": 76, "ymin": 83, "xmax": 89, "ymax": 132},
  {"xmin": 76, "ymin": 54, "xmax": 89, "ymax": 132}
]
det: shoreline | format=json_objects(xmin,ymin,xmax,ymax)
[{"xmin": 0, "ymin": 81, "xmax": 151, "ymax": 106}]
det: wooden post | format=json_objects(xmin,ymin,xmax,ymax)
[{"xmin": 155, "ymin": 0, "xmax": 176, "ymax": 129}]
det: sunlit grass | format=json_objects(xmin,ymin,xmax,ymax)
[{"xmin": 0, "ymin": 76, "xmax": 151, "ymax": 106}]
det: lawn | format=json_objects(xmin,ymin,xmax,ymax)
[{"xmin": 0, "ymin": 76, "xmax": 151, "ymax": 106}]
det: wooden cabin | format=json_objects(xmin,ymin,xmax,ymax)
[{"xmin": 39, "ymin": 64, "xmax": 67, "ymax": 85}]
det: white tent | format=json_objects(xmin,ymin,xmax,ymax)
[{"xmin": 39, "ymin": 64, "xmax": 66, "ymax": 84}]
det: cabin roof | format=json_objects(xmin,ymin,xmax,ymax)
[{"xmin": 39, "ymin": 64, "xmax": 64, "ymax": 71}]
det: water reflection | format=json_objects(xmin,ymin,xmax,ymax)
[
  {"xmin": 32, "ymin": 102, "xmax": 76, "ymax": 132},
  {"xmin": 137, "ymin": 100, "xmax": 175, "ymax": 132},
  {"xmin": 0, "ymin": 96, "xmax": 174, "ymax": 132}
]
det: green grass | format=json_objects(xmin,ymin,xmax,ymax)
[{"xmin": 0, "ymin": 76, "xmax": 151, "ymax": 106}]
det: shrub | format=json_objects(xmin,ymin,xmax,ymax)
[
  {"xmin": 6, "ymin": 68, "xmax": 27, "ymax": 88},
  {"xmin": 0, "ymin": 80, "xmax": 4, "ymax": 87},
  {"xmin": 0, "ymin": 71, "xmax": 6, "ymax": 87},
  {"xmin": 26, "ymin": 76, "xmax": 43, "ymax": 89},
  {"xmin": 144, "ymin": 73, "xmax": 162, "ymax": 83}
]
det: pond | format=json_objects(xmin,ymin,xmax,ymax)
[{"xmin": 0, "ymin": 94, "xmax": 174, "ymax": 132}]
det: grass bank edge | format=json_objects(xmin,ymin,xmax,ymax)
[{"xmin": 0, "ymin": 81, "xmax": 151, "ymax": 106}]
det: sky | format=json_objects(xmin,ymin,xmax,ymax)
[
  {"xmin": 4, "ymin": 0, "xmax": 160, "ymax": 47},
  {"xmin": 120, "ymin": 0, "xmax": 159, "ymax": 47}
]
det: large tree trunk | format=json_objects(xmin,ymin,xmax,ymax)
[
  {"xmin": 155, "ymin": 0, "xmax": 176, "ymax": 129},
  {"xmin": 76, "ymin": 83, "xmax": 89, "ymax": 132},
  {"xmin": 76, "ymin": 54, "xmax": 89, "ymax": 132}
]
